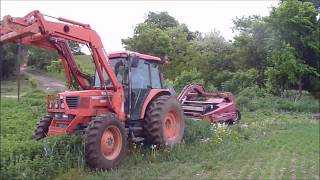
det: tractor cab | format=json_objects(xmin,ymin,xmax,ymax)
[{"xmin": 94, "ymin": 51, "xmax": 164, "ymax": 120}]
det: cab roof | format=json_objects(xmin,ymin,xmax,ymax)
[{"xmin": 108, "ymin": 51, "xmax": 162, "ymax": 63}]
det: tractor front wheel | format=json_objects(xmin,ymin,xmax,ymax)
[
  {"xmin": 144, "ymin": 95, "xmax": 185, "ymax": 146},
  {"xmin": 84, "ymin": 113, "xmax": 127, "ymax": 170},
  {"xmin": 33, "ymin": 115, "xmax": 52, "ymax": 140}
]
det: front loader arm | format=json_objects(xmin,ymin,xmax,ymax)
[
  {"xmin": 0, "ymin": 10, "xmax": 120, "ymax": 89},
  {"xmin": 0, "ymin": 10, "xmax": 126, "ymax": 121}
]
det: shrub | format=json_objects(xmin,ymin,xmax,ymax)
[
  {"xmin": 205, "ymin": 83, "xmax": 218, "ymax": 92},
  {"xmin": 184, "ymin": 119, "xmax": 211, "ymax": 143},
  {"xmin": 221, "ymin": 69, "xmax": 258, "ymax": 93},
  {"xmin": 173, "ymin": 68, "xmax": 204, "ymax": 92},
  {"xmin": 47, "ymin": 60, "xmax": 63, "ymax": 73},
  {"xmin": 236, "ymin": 87, "xmax": 319, "ymax": 113},
  {"xmin": 29, "ymin": 79, "xmax": 38, "ymax": 90}
]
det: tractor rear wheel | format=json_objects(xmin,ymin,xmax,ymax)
[
  {"xmin": 84, "ymin": 113, "xmax": 127, "ymax": 170},
  {"xmin": 33, "ymin": 115, "xmax": 52, "ymax": 140},
  {"xmin": 144, "ymin": 95, "xmax": 185, "ymax": 146}
]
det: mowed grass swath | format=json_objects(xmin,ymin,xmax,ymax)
[{"xmin": 1, "ymin": 89, "xmax": 319, "ymax": 179}]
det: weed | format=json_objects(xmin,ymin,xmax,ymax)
[{"xmin": 29, "ymin": 79, "xmax": 38, "ymax": 90}]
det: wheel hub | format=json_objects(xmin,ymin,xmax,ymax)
[
  {"xmin": 107, "ymin": 137, "xmax": 113, "ymax": 146},
  {"xmin": 100, "ymin": 126, "xmax": 122, "ymax": 160},
  {"xmin": 164, "ymin": 111, "xmax": 180, "ymax": 140}
]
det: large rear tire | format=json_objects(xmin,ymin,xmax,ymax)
[
  {"xmin": 33, "ymin": 115, "xmax": 52, "ymax": 140},
  {"xmin": 144, "ymin": 95, "xmax": 185, "ymax": 146},
  {"xmin": 84, "ymin": 113, "xmax": 127, "ymax": 170}
]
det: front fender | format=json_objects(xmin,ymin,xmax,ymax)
[{"xmin": 139, "ymin": 89, "xmax": 171, "ymax": 119}]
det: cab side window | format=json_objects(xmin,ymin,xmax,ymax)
[
  {"xmin": 150, "ymin": 63, "xmax": 162, "ymax": 88},
  {"xmin": 131, "ymin": 60, "xmax": 150, "ymax": 89}
]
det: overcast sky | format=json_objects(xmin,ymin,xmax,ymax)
[{"xmin": 1, "ymin": 1, "xmax": 279, "ymax": 52}]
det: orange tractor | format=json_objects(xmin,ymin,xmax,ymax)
[
  {"xmin": 1, "ymin": 10, "xmax": 184, "ymax": 169},
  {"xmin": 1, "ymin": 10, "xmax": 240, "ymax": 170}
]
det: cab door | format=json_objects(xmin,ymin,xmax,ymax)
[{"xmin": 129, "ymin": 59, "xmax": 152, "ymax": 120}]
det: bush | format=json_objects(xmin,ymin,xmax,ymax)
[
  {"xmin": 236, "ymin": 87, "xmax": 319, "ymax": 113},
  {"xmin": 184, "ymin": 119, "xmax": 211, "ymax": 143},
  {"xmin": 221, "ymin": 69, "xmax": 258, "ymax": 93},
  {"xmin": 29, "ymin": 79, "xmax": 38, "ymax": 90},
  {"xmin": 47, "ymin": 60, "xmax": 63, "ymax": 73},
  {"xmin": 173, "ymin": 68, "xmax": 204, "ymax": 92}
]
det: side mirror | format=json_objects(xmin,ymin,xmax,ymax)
[{"xmin": 130, "ymin": 56, "xmax": 139, "ymax": 68}]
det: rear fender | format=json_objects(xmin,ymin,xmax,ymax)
[{"xmin": 139, "ymin": 89, "xmax": 171, "ymax": 119}]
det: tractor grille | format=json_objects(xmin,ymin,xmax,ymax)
[{"xmin": 66, "ymin": 96, "xmax": 80, "ymax": 109}]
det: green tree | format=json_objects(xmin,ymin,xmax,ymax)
[
  {"xmin": 265, "ymin": 43, "xmax": 319, "ymax": 95},
  {"xmin": 69, "ymin": 41, "xmax": 84, "ymax": 55},
  {"xmin": 122, "ymin": 18, "xmax": 201, "ymax": 80},
  {"xmin": 173, "ymin": 68, "xmax": 204, "ymax": 92},
  {"xmin": 164, "ymin": 25, "xmax": 201, "ymax": 79},
  {"xmin": 268, "ymin": 0, "xmax": 320, "ymax": 97},
  {"xmin": 0, "ymin": 43, "xmax": 18, "ymax": 79},
  {"xmin": 144, "ymin": 11, "xmax": 179, "ymax": 30},
  {"xmin": 27, "ymin": 46, "xmax": 59, "ymax": 70},
  {"xmin": 231, "ymin": 16, "xmax": 271, "ymax": 87},
  {"xmin": 122, "ymin": 23, "xmax": 172, "ymax": 58},
  {"xmin": 194, "ymin": 30, "xmax": 233, "ymax": 88},
  {"xmin": 222, "ymin": 69, "xmax": 258, "ymax": 93}
]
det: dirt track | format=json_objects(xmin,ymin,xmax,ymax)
[{"xmin": 22, "ymin": 67, "xmax": 67, "ymax": 93}]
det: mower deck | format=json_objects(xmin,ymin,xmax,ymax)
[{"xmin": 178, "ymin": 84, "xmax": 240, "ymax": 123}]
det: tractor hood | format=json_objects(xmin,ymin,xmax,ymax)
[{"xmin": 48, "ymin": 90, "xmax": 113, "ymax": 113}]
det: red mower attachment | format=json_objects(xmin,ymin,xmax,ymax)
[{"xmin": 177, "ymin": 84, "xmax": 241, "ymax": 124}]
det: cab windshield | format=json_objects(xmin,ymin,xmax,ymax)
[{"xmin": 94, "ymin": 58, "xmax": 127, "ymax": 86}]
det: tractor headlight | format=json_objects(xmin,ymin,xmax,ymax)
[
  {"xmin": 62, "ymin": 114, "xmax": 69, "ymax": 119},
  {"xmin": 49, "ymin": 103, "xmax": 53, "ymax": 109},
  {"xmin": 54, "ymin": 113, "xmax": 62, "ymax": 118},
  {"xmin": 60, "ymin": 102, "xmax": 65, "ymax": 109},
  {"xmin": 54, "ymin": 102, "xmax": 59, "ymax": 109}
]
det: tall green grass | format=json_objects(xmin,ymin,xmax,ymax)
[
  {"xmin": 0, "ymin": 75, "xmax": 30, "ymax": 96},
  {"xmin": 236, "ymin": 86, "xmax": 319, "ymax": 113},
  {"xmin": 0, "ymin": 91, "xmax": 84, "ymax": 179}
]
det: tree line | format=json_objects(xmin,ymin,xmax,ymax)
[
  {"xmin": 1, "ymin": 0, "xmax": 319, "ymax": 98},
  {"xmin": 122, "ymin": 0, "xmax": 319, "ymax": 98}
]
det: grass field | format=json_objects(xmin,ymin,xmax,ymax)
[
  {"xmin": 0, "ymin": 75, "xmax": 30, "ymax": 96},
  {"xmin": 0, "ymin": 89, "xmax": 319, "ymax": 180}
]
